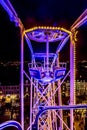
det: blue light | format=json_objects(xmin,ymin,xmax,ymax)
[
  {"xmin": 0, "ymin": 120, "xmax": 22, "ymax": 130},
  {"xmin": 29, "ymin": 67, "xmax": 66, "ymax": 85}
]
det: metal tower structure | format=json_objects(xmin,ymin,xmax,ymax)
[
  {"xmin": 0, "ymin": 1, "xmax": 87, "ymax": 130},
  {"xmin": 24, "ymin": 26, "xmax": 70, "ymax": 130}
]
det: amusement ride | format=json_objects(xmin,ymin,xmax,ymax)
[{"xmin": 0, "ymin": 1, "xmax": 87, "ymax": 130}]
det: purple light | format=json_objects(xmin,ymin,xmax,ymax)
[
  {"xmin": 26, "ymin": 27, "xmax": 68, "ymax": 43},
  {"xmin": 29, "ymin": 68, "xmax": 66, "ymax": 85},
  {"xmin": 0, "ymin": 120, "xmax": 22, "ymax": 130},
  {"xmin": 20, "ymin": 32, "xmax": 24, "ymax": 130}
]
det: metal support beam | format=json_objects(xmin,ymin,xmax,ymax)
[
  {"xmin": 56, "ymin": 35, "xmax": 70, "ymax": 53},
  {"xmin": 0, "ymin": 120, "xmax": 22, "ymax": 130},
  {"xmin": 70, "ymin": 34, "xmax": 75, "ymax": 130},
  {"xmin": 25, "ymin": 34, "xmax": 34, "ymax": 57},
  {"xmin": 20, "ymin": 29, "xmax": 24, "ymax": 130},
  {"xmin": 0, "ymin": 0, "xmax": 17, "ymax": 17},
  {"xmin": 46, "ymin": 37, "xmax": 49, "ymax": 72},
  {"xmin": 71, "ymin": 9, "xmax": 87, "ymax": 30},
  {"xmin": 51, "ymin": 35, "xmax": 70, "ymax": 68},
  {"xmin": 33, "ymin": 105, "xmax": 87, "ymax": 130},
  {"xmin": 0, "ymin": 0, "xmax": 24, "ymax": 28}
]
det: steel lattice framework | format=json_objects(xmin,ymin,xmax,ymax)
[
  {"xmin": 0, "ymin": 1, "xmax": 87, "ymax": 130},
  {"xmin": 24, "ymin": 26, "xmax": 70, "ymax": 130}
]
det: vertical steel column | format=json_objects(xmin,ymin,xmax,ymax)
[
  {"xmin": 20, "ymin": 29, "xmax": 24, "ymax": 130},
  {"xmin": 48, "ymin": 86, "xmax": 52, "ymax": 130},
  {"xmin": 30, "ymin": 78, "xmax": 33, "ymax": 130},
  {"xmin": 52, "ymin": 83, "xmax": 57, "ymax": 130},
  {"xmin": 57, "ymin": 54, "xmax": 63, "ymax": 130},
  {"xmin": 46, "ymin": 37, "xmax": 49, "ymax": 72},
  {"xmin": 70, "ymin": 34, "xmax": 75, "ymax": 130}
]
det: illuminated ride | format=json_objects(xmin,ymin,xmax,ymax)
[
  {"xmin": 26, "ymin": 26, "xmax": 68, "ymax": 85},
  {"xmin": 24, "ymin": 26, "xmax": 70, "ymax": 130},
  {"xmin": 0, "ymin": 120, "xmax": 22, "ymax": 130},
  {"xmin": 0, "ymin": 1, "xmax": 87, "ymax": 130}
]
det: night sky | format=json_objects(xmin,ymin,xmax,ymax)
[
  {"xmin": 0, "ymin": 0, "xmax": 87, "ymax": 85},
  {"xmin": 0, "ymin": 0, "xmax": 87, "ymax": 62},
  {"xmin": 10, "ymin": 0, "xmax": 87, "ymax": 28}
]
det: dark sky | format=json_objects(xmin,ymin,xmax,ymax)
[
  {"xmin": 0, "ymin": 0, "xmax": 87, "ymax": 62},
  {"xmin": 0, "ymin": 0, "xmax": 87, "ymax": 85}
]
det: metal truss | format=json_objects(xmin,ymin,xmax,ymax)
[{"xmin": 0, "ymin": 1, "xmax": 87, "ymax": 130}]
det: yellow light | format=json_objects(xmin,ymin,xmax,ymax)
[
  {"xmin": 24, "ymin": 26, "xmax": 71, "ymax": 35},
  {"xmin": 38, "ymin": 26, "xmax": 41, "ymax": 29},
  {"xmin": 74, "ymin": 31, "xmax": 78, "ymax": 41},
  {"xmin": 61, "ymin": 27, "xmax": 71, "ymax": 34},
  {"xmin": 41, "ymin": 26, "xmax": 43, "ymax": 29},
  {"xmin": 49, "ymin": 26, "xmax": 52, "ymax": 29},
  {"xmin": 52, "ymin": 27, "xmax": 54, "ymax": 30},
  {"xmin": 55, "ymin": 27, "xmax": 58, "ymax": 30},
  {"xmin": 47, "ymin": 26, "xmax": 49, "ymax": 29}
]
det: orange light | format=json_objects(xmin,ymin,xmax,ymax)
[{"xmin": 24, "ymin": 26, "xmax": 71, "ymax": 34}]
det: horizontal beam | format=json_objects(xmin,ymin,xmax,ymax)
[
  {"xmin": 34, "ymin": 53, "xmax": 57, "ymax": 58},
  {"xmin": 32, "ymin": 104, "xmax": 87, "ymax": 130}
]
